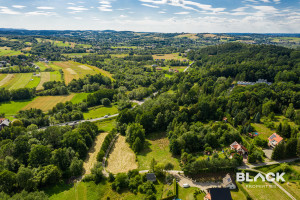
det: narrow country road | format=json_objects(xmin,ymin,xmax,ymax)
[{"xmin": 183, "ymin": 61, "xmax": 194, "ymax": 72}]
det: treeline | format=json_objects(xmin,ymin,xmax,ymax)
[
  {"xmin": 0, "ymin": 88, "xmax": 34, "ymax": 102},
  {"xmin": 0, "ymin": 122, "xmax": 98, "ymax": 197}
]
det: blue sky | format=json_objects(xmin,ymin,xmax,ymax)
[{"xmin": 0, "ymin": 0, "xmax": 299, "ymax": 33}]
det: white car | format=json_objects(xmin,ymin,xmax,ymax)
[
  {"xmin": 104, "ymin": 115, "xmax": 109, "ymax": 118},
  {"xmin": 183, "ymin": 184, "xmax": 190, "ymax": 188}
]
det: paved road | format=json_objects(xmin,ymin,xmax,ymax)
[
  {"xmin": 238, "ymin": 158, "xmax": 299, "ymax": 170},
  {"xmin": 183, "ymin": 61, "xmax": 194, "ymax": 72}
]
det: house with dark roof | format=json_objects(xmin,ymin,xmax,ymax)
[
  {"xmin": 268, "ymin": 133, "xmax": 283, "ymax": 147},
  {"xmin": 146, "ymin": 173, "xmax": 156, "ymax": 182},
  {"xmin": 204, "ymin": 188, "xmax": 232, "ymax": 200},
  {"xmin": 0, "ymin": 118, "xmax": 10, "ymax": 130},
  {"xmin": 222, "ymin": 174, "xmax": 236, "ymax": 189},
  {"xmin": 230, "ymin": 141, "xmax": 248, "ymax": 155}
]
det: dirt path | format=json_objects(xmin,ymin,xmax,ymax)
[{"xmin": 83, "ymin": 132, "xmax": 108, "ymax": 175}]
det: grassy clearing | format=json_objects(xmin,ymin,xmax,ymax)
[
  {"xmin": 94, "ymin": 117, "xmax": 116, "ymax": 132},
  {"xmin": 137, "ymin": 132, "xmax": 181, "ymax": 170},
  {"xmin": 251, "ymin": 123, "xmax": 274, "ymax": 140},
  {"xmin": 0, "ymin": 74, "xmax": 14, "ymax": 87},
  {"xmin": 8, "ymin": 73, "xmax": 32, "ymax": 90},
  {"xmin": 25, "ymin": 75, "xmax": 40, "ymax": 88},
  {"xmin": 153, "ymin": 53, "xmax": 186, "ymax": 61},
  {"xmin": 83, "ymin": 105, "xmax": 118, "ymax": 119},
  {"xmin": 50, "ymin": 71, "xmax": 62, "ymax": 82},
  {"xmin": 178, "ymin": 186, "xmax": 205, "ymax": 200},
  {"xmin": 110, "ymin": 54, "xmax": 128, "ymax": 58},
  {"xmin": 231, "ymin": 188, "xmax": 247, "ymax": 200},
  {"xmin": 175, "ymin": 33, "xmax": 199, "ymax": 40},
  {"xmin": 106, "ymin": 135, "xmax": 138, "ymax": 174},
  {"xmin": 35, "ymin": 62, "xmax": 50, "ymax": 71},
  {"xmin": 70, "ymin": 93, "xmax": 89, "ymax": 104},
  {"xmin": 0, "ymin": 74, "xmax": 7, "ymax": 81},
  {"xmin": 62, "ymin": 53, "xmax": 94, "ymax": 58},
  {"xmin": 22, "ymin": 94, "xmax": 75, "ymax": 112},
  {"xmin": 239, "ymin": 179, "xmax": 290, "ymax": 200},
  {"xmin": 0, "ymin": 99, "xmax": 33, "ymax": 117},
  {"xmin": 0, "ymin": 47, "xmax": 23, "ymax": 56},
  {"xmin": 36, "ymin": 72, "xmax": 50, "ymax": 90},
  {"xmin": 83, "ymin": 132, "xmax": 109, "ymax": 175}
]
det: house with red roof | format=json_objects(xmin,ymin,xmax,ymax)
[
  {"xmin": 230, "ymin": 141, "xmax": 248, "ymax": 155},
  {"xmin": 268, "ymin": 133, "xmax": 283, "ymax": 148}
]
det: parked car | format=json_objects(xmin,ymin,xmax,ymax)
[
  {"xmin": 104, "ymin": 115, "xmax": 108, "ymax": 118},
  {"xmin": 183, "ymin": 184, "xmax": 190, "ymax": 188}
]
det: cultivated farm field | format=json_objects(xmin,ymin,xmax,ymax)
[
  {"xmin": 0, "ymin": 46, "xmax": 23, "ymax": 56},
  {"xmin": 36, "ymin": 72, "xmax": 50, "ymax": 90},
  {"xmin": 21, "ymin": 94, "xmax": 75, "ymax": 112},
  {"xmin": 153, "ymin": 53, "xmax": 186, "ymax": 61}
]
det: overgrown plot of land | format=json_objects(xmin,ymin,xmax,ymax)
[
  {"xmin": 22, "ymin": 94, "xmax": 75, "ymax": 112},
  {"xmin": 106, "ymin": 135, "xmax": 138, "ymax": 174},
  {"xmin": 83, "ymin": 105, "xmax": 118, "ymax": 119},
  {"xmin": 83, "ymin": 132, "xmax": 109, "ymax": 175},
  {"xmin": 137, "ymin": 132, "xmax": 180, "ymax": 170}
]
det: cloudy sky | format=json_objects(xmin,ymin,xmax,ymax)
[{"xmin": 0, "ymin": 0, "xmax": 299, "ymax": 33}]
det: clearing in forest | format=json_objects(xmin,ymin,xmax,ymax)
[
  {"xmin": 83, "ymin": 132, "xmax": 109, "ymax": 175},
  {"xmin": 36, "ymin": 72, "xmax": 50, "ymax": 90},
  {"xmin": 175, "ymin": 33, "xmax": 199, "ymax": 39},
  {"xmin": 106, "ymin": 135, "xmax": 138, "ymax": 174},
  {"xmin": 78, "ymin": 65, "xmax": 92, "ymax": 70},
  {"xmin": 21, "ymin": 94, "xmax": 75, "ymax": 112},
  {"xmin": 153, "ymin": 53, "xmax": 186, "ymax": 61}
]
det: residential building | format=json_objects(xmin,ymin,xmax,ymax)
[
  {"xmin": 146, "ymin": 173, "xmax": 156, "ymax": 182},
  {"xmin": 230, "ymin": 141, "xmax": 248, "ymax": 155},
  {"xmin": 204, "ymin": 188, "xmax": 232, "ymax": 200},
  {"xmin": 268, "ymin": 133, "xmax": 283, "ymax": 147},
  {"xmin": 0, "ymin": 118, "xmax": 10, "ymax": 130},
  {"xmin": 222, "ymin": 174, "xmax": 236, "ymax": 189}
]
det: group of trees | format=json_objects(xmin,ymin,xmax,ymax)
[
  {"xmin": 0, "ymin": 122, "xmax": 98, "ymax": 196},
  {"xmin": 0, "ymin": 88, "xmax": 34, "ymax": 103}
]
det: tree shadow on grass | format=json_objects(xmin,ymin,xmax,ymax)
[{"xmin": 43, "ymin": 182, "xmax": 74, "ymax": 197}]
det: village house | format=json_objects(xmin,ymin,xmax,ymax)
[
  {"xmin": 0, "ymin": 118, "xmax": 10, "ymax": 130},
  {"xmin": 156, "ymin": 67, "xmax": 162, "ymax": 71},
  {"xmin": 174, "ymin": 69, "xmax": 179, "ymax": 73},
  {"xmin": 169, "ymin": 68, "xmax": 174, "ymax": 72},
  {"xmin": 204, "ymin": 188, "xmax": 232, "ymax": 200},
  {"xmin": 268, "ymin": 133, "xmax": 283, "ymax": 147},
  {"xmin": 230, "ymin": 141, "xmax": 248, "ymax": 155},
  {"xmin": 222, "ymin": 174, "xmax": 236, "ymax": 189},
  {"xmin": 146, "ymin": 173, "xmax": 156, "ymax": 182}
]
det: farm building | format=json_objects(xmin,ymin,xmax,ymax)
[
  {"xmin": 268, "ymin": 133, "xmax": 283, "ymax": 147},
  {"xmin": 204, "ymin": 188, "xmax": 232, "ymax": 200},
  {"xmin": 0, "ymin": 118, "xmax": 10, "ymax": 130},
  {"xmin": 146, "ymin": 173, "xmax": 156, "ymax": 182},
  {"xmin": 156, "ymin": 67, "xmax": 162, "ymax": 71},
  {"xmin": 230, "ymin": 141, "xmax": 248, "ymax": 155},
  {"xmin": 222, "ymin": 174, "xmax": 236, "ymax": 189}
]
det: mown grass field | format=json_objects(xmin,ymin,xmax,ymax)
[
  {"xmin": 50, "ymin": 71, "xmax": 62, "ymax": 82},
  {"xmin": 137, "ymin": 132, "xmax": 181, "ymax": 170},
  {"xmin": 175, "ymin": 33, "xmax": 199, "ymax": 40},
  {"xmin": 0, "ymin": 99, "xmax": 33, "ymax": 118},
  {"xmin": 36, "ymin": 72, "xmax": 50, "ymax": 90},
  {"xmin": 62, "ymin": 53, "xmax": 94, "ymax": 58},
  {"xmin": 22, "ymin": 94, "xmax": 75, "ymax": 112},
  {"xmin": 178, "ymin": 186, "xmax": 205, "ymax": 200},
  {"xmin": 35, "ymin": 62, "xmax": 50, "ymax": 71},
  {"xmin": 231, "ymin": 188, "xmax": 247, "ymax": 200},
  {"xmin": 7, "ymin": 73, "xmax": 33, "ymax": 90},
  {"xmin": 25, "ymin": 75, "xmax": 40, "ymax": 88},
  {"xmin": 106, "ymin": 135, "xmax": 138, "ymax": 174},
  {"xmin": 70, "ymin": 93, "xmax": 89, "ymax": 104},
  {"xmin": 0, "ymin": 47, "xmax": 23, "ymax": 56},
  {"xmin": 251, "ymin": 123, "xmax": 274, "ymax": 140},
  {"xmin": 153, "ymin": 53, "xmax": 186, "ymax": 61},
  {"xmin": 83, "ymin": 105, "xmax": 118, "ymax": 119}
]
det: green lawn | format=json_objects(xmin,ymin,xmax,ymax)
[
  {"xmin": 231, "ymin": 188, "xmax": 247, "ymax": 200},
  {"xmin": 178, "ymin": 186, "xmax": 205, "ymax": 200},
  {"xmin": 165, "ymin": 74, "xmax": 173, "ymax": 78},
  {"xmin": 137, "ymin": 132, "xmax": 181, "ymax": 170},
  {"xmin": 0, "ymin": 99, "xmax": 33, "ymax": 118},
  {"xmin": 251, "ymin": 123, "xmax": 274, "ymax": 140},
  {"xmin": 8, "ymin": 73, "xmax": 33, "ymax": 90},
  {"xmin": 25, "ymin": 75, "xmax": 40, "ymax": 88},
  {"xmin": 35, "ymin": 62, "xmax": 49, "ymax": 71},
  {"xmin": 50, "ymin": 71, "xmax": 62, "ymax": 82},
  {"xmin": 0, "ymin": 49, "xmax": 23, "ymax": 56},
  {"xmin": 83, "ymin": 105, "xmax": 118, "ymax": 119},
  {"xmin": 70, "ymin": 93, "xmax": 89, "ymax": 104},
  {"xmin": 93, "ymin": 117, "xmax": 116, "ymax": 132},
  {"xmin": 0, "ymin": 74, "xmax": 6, "ymax": 81},
  {"xmin": 62, "ymin": 53, "xmax": 94, "ymax": 58}
]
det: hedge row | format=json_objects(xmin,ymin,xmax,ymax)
[{"xmin": 96, "ymin": 130, "xmax": 117, "ymax": 162}]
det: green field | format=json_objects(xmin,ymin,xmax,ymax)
[
  {"xmin": 0, "ymin": 99, "xmax": 33, "ymax": 118},
  {"xmin": 0, "ymin": 48, "xmax": 23, "ymax": 56},
  {"xmin": 62, "ymin": 53, "xmax": 94, "ymax": 58},
  {"xmin": 137, "ymin": 132, "xmax": 181, "ymax": 170},
  {"xmin": 25, "ymin": 75, "xmax": 41, "ymax": 88},
  {"xmin": 8, "ymin": 73, "xmax": 33, "ymax": 90},
  {"xmin": 251, "ymin": 123, "xmax": 274, "ymax": 140},
  {"xmin": 70, "ymin": 93, "xmax": 89, "ymax": 104},
  {"xmin": 178, "ymin": 186, "xmax": 205, "ymax": 200},
  {"xmin": 50, "ymin": 71, "xmax": 62, "ymax": 81},
  {"xmin": 83, "ymin": 105, "xmax": 118, "ymax": 119},
  {"xmin": 93, "ymin": 117, "xmax": 116, "ymax": 132},
  {"xmin": 35, "ymin": 62, "xmax": 49, "ymax": 71}
]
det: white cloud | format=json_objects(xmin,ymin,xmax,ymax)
[
  {"xmin": 0, "ymin": 7, "xmax": 20, "ymax": 15},
  {"xmin": 174, "ymin": 12, "xmax": 190, "ymax": 15},
  {"xmin": 67, "ymin": 3, "xmax": 76, "ymax": 5},
  {"xmin": 98, "ymin": 7, "xmax": 113, "ymax": 11},
  {"xmin": 142, "ymin": 4, "xmax": 159, "ymax": 8},
  {"xmin": 25, "ymin": 11, "xmax": 56, "ymax": 16},
  {"xmin": 120, "ymin": 15, "xmax": 127, "ymax": 18},
  {"xmin": 67, "ymin": 6, "xmax": 89, "ymax": 11},
  {"xmin": 273, "ymin": 0, "xmax": 280, "ymax": 4},
  {"xmin": 12, "ymin": 5, "xmax": 26, "ymax": 9},
  {"xmin": 232, "ymin": 7, "xmax": 248, "ymax": 12},
  {"xmin": 98, "ymin": 0, "xmax": 113, "ymax": 11},
  {"xmin": 159, "ymin": 11, "xmax": 166, "ymax": 13},
  {"xmin": 74, "ymin": 17, "xmax": 82, "ymax": 20},
  {"xmin": 37, "ymin": 7, "xmax": 55, "ymax": 10}
]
